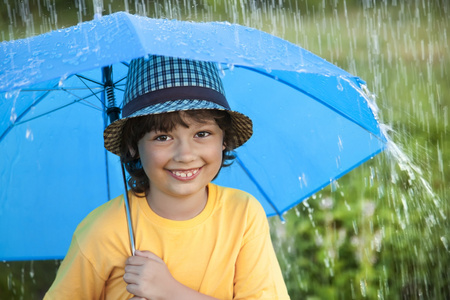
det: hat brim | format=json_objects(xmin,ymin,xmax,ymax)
[{"xmin": 103, "ymin": 100, "xmax": 252, "ymax": 155}]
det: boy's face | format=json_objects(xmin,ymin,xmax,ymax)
[{"xmin": 137, "ymin": 114, "xmax": 225, "ymax": 200}]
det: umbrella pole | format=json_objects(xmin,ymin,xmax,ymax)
[
  {"xmin": 102, "ymin": 65, "xmax": 136, "ymax": 255},
  {"xmin": 121, "ymin": 163, "xmax": 136, "ymax": 256}
]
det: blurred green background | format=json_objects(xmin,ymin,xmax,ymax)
[{"xmin": 1, "ymin": 0, "xmax": 449, "ymax": 299}]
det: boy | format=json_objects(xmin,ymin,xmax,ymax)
[{"xmin": 45, "ymin": 55, "xmax": 289, "ymax": 299}]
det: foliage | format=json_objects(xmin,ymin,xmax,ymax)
[
  {"xmin": 268, "ymin": 2, "xmax": 450, "ymax": 299},
  {"xmin": 0, "ymin": 261, "xmax": 60, "ymax": 299},
  {"xmin": 1, "ymin": 0, "xmax": 449, "ymax": 299}
]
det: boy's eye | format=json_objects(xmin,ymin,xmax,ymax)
[
  {"xmin": 154, "ymin": 135, "xmax": 171, "ymax": 141},
  {"xmin": 196, "ymin": 131, "xmax": 211, "ymax": 138}
]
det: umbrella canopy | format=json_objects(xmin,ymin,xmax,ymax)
[{"xmin": 0, "ymin": 12, "xmax": 386, "ymax": 261}]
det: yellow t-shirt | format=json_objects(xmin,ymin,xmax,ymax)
[{"xmin": 45, "ymin": 183, "xmax": 289, "ymax": 299}]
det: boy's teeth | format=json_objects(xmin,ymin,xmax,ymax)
[{"xmin": 173, "ymin": 169, "xmax": 198, "ymax": 177}]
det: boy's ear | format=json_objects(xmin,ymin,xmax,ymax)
[{"xmin": 129, "ymin": 146, "xmax": 139, "ymax": 158}]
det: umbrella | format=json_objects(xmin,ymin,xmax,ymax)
[{"xmin": 0, "ymin": 12, "xmax": 387, "ymax": 261}]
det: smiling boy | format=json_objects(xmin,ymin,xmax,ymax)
[
  {"xmin": 45, "ymin": 55, "xmax": 289, "ymax": 299},
  {"xmin": 135, "ymin": 113, "xmax": 225, "ymax": 220}
]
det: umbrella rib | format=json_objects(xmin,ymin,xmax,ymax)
[
  {"xmin": 76, "ymin": 74, "xmax": 103, "ymax": 86},
  {"xmin": 235, "ymin": 156, "xmax": 285, "ymax": 220},
  {"xmin": 3, "ymin": 73, "xmax": 118, "ymax": 133},
  {"xmin": 11, "ymin": 87, "xmax": 104, "ymax": 127},
  {"xmin": 76, "ymin": 75, "xmax": 107, "ymax": 108},
  {"xmin": 0, "ymin": 88, "xmax": 53, "ymax": 142},
  {"xmin": 13, "ymin": 99, "xmax": 99, "ymax": 126},
  {"xmin": 19, "ymin": 87, "xmax": 103, "ymax": 92},
  {"xmin": 0, "ymin": 86, "xmax": 101, "ymax": 139},
  {"xmin": 114, "ymin": 75, "xmax": 128, "ymax": 86},
  {"xmin": 75, "ymin": 74, "xmax": 127, "ymax": 108},
  {"xmin": 60, "ymin": 87, "xmax": 104, "ymax": 110},
  {"xmin": 236, "ymin": 66, "xmax": 386, "ymax": 144}
]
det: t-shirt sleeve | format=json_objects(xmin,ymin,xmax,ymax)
[
  {"xmin": 233, "ymin": 199, "xmax": 290, "ymax": 299},
  {"xmin": 44, "ymin": 234, "xmax": 106, "ymax": 300}
]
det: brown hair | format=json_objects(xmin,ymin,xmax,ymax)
[{"xmin": 120, "ymin": 110, "xmax": 236, "ymax": 196}]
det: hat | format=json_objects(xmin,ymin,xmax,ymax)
[{"xmin": 103, "ymin": 55, "xmax": 253, "ymax": 155}]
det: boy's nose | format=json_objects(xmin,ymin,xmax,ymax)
[{"xmin": 173, "ymin": 139, "xmax": 196, "ymax": 163}]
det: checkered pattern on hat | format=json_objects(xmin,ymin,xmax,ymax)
[{"xmin": 124, "ymin": 56, "xmax": 225, "ymax": 107}]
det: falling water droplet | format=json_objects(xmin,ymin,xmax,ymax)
[
  {"xmin": 360, "ymin": 279, "xmax": 367, "ymax": 297},
  {"xmin": 58, "ymin": 74, "xmax": 68, "ymax": 87},
  {"xmin": 440, "ymin": 236, "xmax": 449, "ymax": 252},
  {"xmin": 337, "ymin": 77, "xmax": 344, "ymax": 91},
  {"xmin": 25, "ymin": 128, "xmax": 34, "ymax": 141},
  {"xmin": 29, "ymin": 261, "xmax": 35, "ymax": 278},
  {"xmin": 345, "ymin": 200, "xmax": 351, "ymax": 211},
  {"xmin": 337, "ymin": 135, "xmax": 343, "ymax": 151},
  {"xmin": 10, "ymin": 107, "xmax": 17, "ymax": 123},
  {"xmin": 352, "ymin": 220, "xmax": 358, "ymax": 234}
]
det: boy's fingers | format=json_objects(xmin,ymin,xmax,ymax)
[
  {"xmin": 123, "ymin": 272, "xmax": 139, "ymax": 284},
  {"xmin": 126, "ymin": 283, "xmax": 140, "ymax": 296},
  {"xmin": 126, "ymin": 255, "xmax": 148, "ymax": 265},
  {"xmin": 124, "ymin": 264, "xmax": 141, "ymax": 274},
  {"xmin": 135, "ymin": 250, "xmax": 163, "ymax": 262}
]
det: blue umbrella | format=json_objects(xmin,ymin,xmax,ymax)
[{"xmin": 0, "ymin": 12, "xmax": 386, "ymax": 261}]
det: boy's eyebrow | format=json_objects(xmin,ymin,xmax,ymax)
[{"xmin": 151, "ymin": 129, "xmax": 170, "ymax": 133}]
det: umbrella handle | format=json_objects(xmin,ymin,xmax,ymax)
[{"xmin": 121, "ymin": 163, "xmax": 136, "ymax": 256}]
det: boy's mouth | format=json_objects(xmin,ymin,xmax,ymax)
[{"xmin": 169, "ymin": 168, "xmax": 201, "ymax": 180}]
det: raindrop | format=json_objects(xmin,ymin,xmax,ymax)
[
  {"xmin": 344, "ymin": 200, "xmax": 351, "ymax": 211},
  {"xmin": 29, "ymin": 261, "xmax": 34, "ymax": 279},
  {"xmin": 330, "ymin": 180, "xmax": 339, "ymax": 192},
  {"xmin": 360, "ymin": 279, "xmax": 367, "ymax": 297},
  {"xmin": 337, "ymin": 135, "xmax": 343, "ymax": 151},
  {"xmin": 336, "ymin": 77, "xmax": 343, "ymax": 91},
  {"xmin": 335, "ymin": 156, "xmax": 341, "ymax": 168},
  {"xmin": 7, "ymin": 271, "xmax": 12, "ymax": 290},
  {"xmin": 58, "ymin": 74, "xmax": 69, "ymax": 87},
  {"xmin": 10, "ymin": 107, "xmax": 17, "ymax": 124},
  {"xmin": 352, "ymin": 220, "xmax": 358, "ymax": 234},
  {"xmin": 441, "ymin": 236, "xmax": 449, "ymax": 252},
  {"xmin": 373, "ymin": 231, "xmax": 382, "ymax": 252},
  {"xmin": 350, "ymin": 280, "xmax": 356, "ymax": 299},
  {"xmin": 369, "ymin": 166, "xmax": 375, "ymax": 187},
  {"xmin": 25, "ymin": 128, "xmax": 33, "ymax": 141},
  {"xmin": 298, "ymin": 173, "xmax": 307, "ymax": 188}
]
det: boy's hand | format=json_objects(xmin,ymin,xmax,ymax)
[{"xmin": 124, "ymin": 250, "xmax": 179, "ymax": 300}]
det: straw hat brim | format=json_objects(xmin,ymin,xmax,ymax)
[{"xmin": 103, "ymin": 103, "xmax": 252, "ymax": 156}]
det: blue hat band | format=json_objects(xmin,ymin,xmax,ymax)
[{"xmin": 122, "ymin": 86, "xmax": 229, "ymax": 118}]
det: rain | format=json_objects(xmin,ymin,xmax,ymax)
[{"xmin": 1, "ymin": 0, "xmax": 449, "ymax": 299}]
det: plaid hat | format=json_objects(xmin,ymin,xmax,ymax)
[{"xmin": 104, "ymin": 55, "xmax": 253, "ymax": 155}]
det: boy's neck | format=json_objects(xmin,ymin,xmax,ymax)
[{"xmin": 145, "ymin": 187, "xmax": 208, "ymax": 221}]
